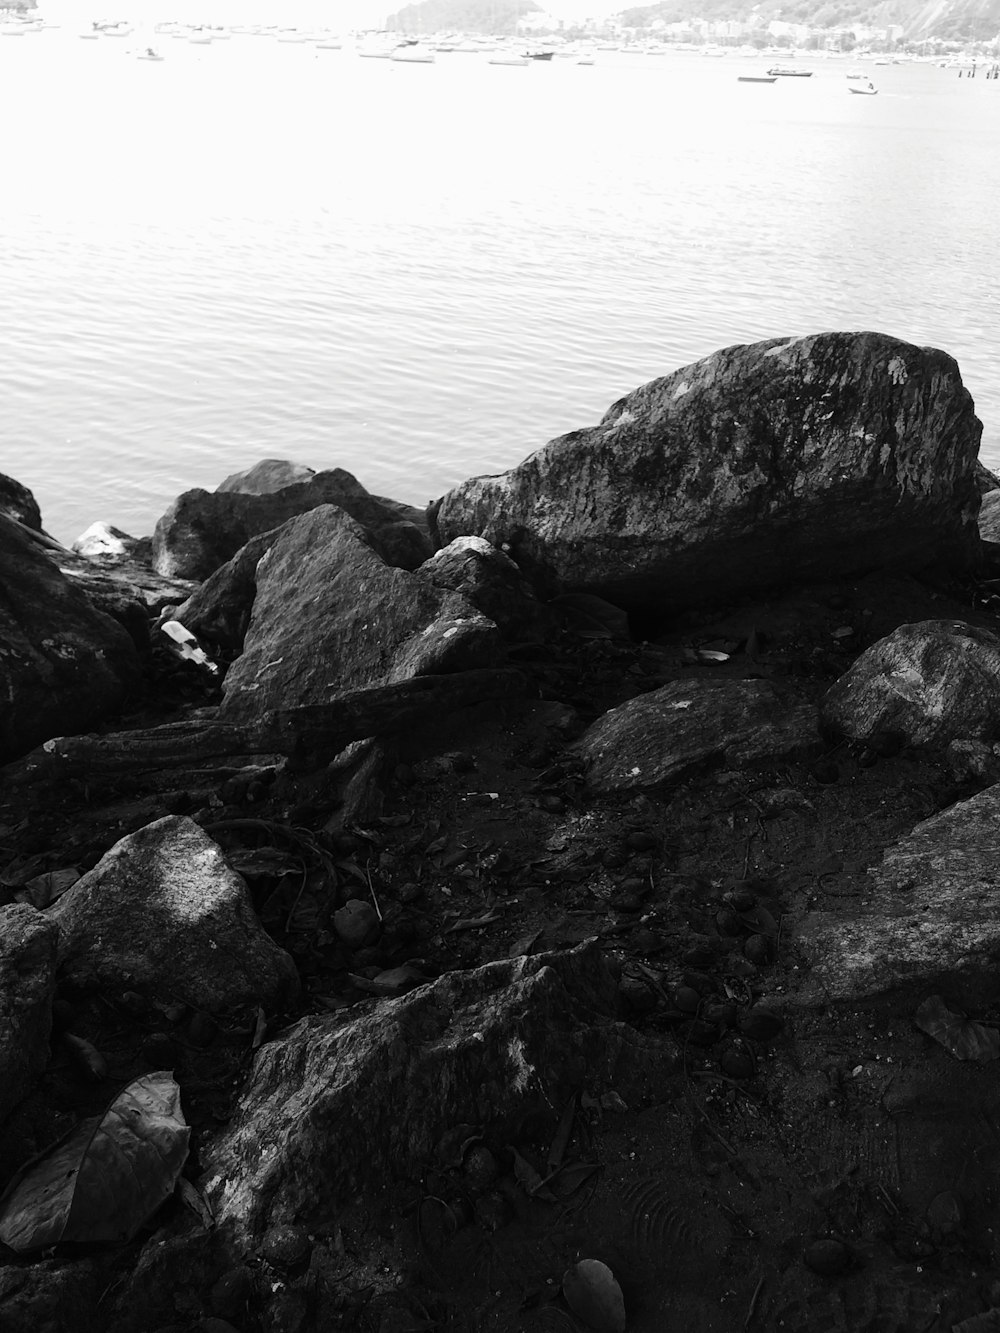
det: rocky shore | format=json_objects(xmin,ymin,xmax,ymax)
[{"xmin": 3, "ymin": 330, "xmax": 1000, "ymax": 1332}]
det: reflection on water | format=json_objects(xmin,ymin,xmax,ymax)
[{"xmin": 1, "ymin": 32, "xmax": 998, "ymax": 540}]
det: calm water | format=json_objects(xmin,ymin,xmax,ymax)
[{"xmin": 2, "ymin": 31, "xmax": 998, "ymax": 543}]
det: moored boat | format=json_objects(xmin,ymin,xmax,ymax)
[
  {"xmin": 849, "ymin": 80, "xmax": 878, "ymax": 94},
  {"xmin": 488, "ymin": 49, "xmax": 529, "ymax": 66},
  {"xmin": 767, "ymin": 65, "xmax": 813, "ymax": 76},
  {"xmin": 738, "ymin": 74, "xmax": 777, "ymax": 82}
]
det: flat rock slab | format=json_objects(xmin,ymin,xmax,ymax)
[
  {"xmin": 220, "ymin": 506, "xmax": 501, "ymax": 724},
  {"xmin": 574, "ymin": 678, "xmax": 821, "ymax": 793},
  {"xmin": 0, "ymin": 904, "xmax": 59, "ymax": 1125},
  {"xmin": 202, "ymin": 943, "xmax": 634, "ymax": 1245},
  {"xmin": 794, "ymin": 782, "xmax": 1000, "ymax": 1006},
  {"xmin": 434, "ymin": 332, "xmax": 981, "ymax": 613},
  {"xmin": 822, "ymin": 619, "xmax": 1000, "ymax": 750},
  {"xmin": 47, "ymin": 816, "xmax": 299, "ymax": 1012}
]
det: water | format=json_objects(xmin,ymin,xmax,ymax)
[{"xmin": 2, "ymin": 30, "xmax": 999, "ymax": 543}]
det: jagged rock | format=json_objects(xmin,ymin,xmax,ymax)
[
  {"xmin": 574, "ymin": 679, "xmax": 820, "ymax": 793},
  {"xmin": 0, "ymin": 515, "xmax": 140, "ymax": 762},
  {"xmin": 166, "ymin": 529, "xmax": 279, "ymax": 653},
  {"xmin": 0, "ymin": 1262, "xmax": 103, "ymax": 1333},
  {"xmin": 794, "ymin": 783, "xmax": 1000, "ymax": 1005},
  {"xmin": 974, "ymin": 460, "xmax": 1000, "ymax": 494},
  {"xmin": 434, "ymin": 332, "xmax": 981, "ymax": 614},
  {"xmin": 216, "ymin": 458, "xmax": 316, "ymax": 494},
  {"xmin": 200, "ymin": 943, "xmax": 636, "ymax": 1244},
  {"xmin": 0, "ymin": 473, "xmax": 42, "ymax": 530},
  {"xmin": 822, "ymin": 620, "xmax": 1000, "ymax": 750},
  {"xmin": 418, "ymin": 536, "xmax": 552, "ymax": 643},
  {"xmin": 220, "ymin": 506, "xmax": 501, "ymax": 724},
  {"xmin": 72, "ymin": 522, "xmax": 148, "ymax": 563},
  {"xmin": 979, "ymin": 489, "xmax": 1000, "ymax": 542},
  {"xmin": 0, "ymin": 905, "xmax": 59, "ymax": 1125},
  {"xmin": 46, "ymin": 816, "xmax": 299, "ymax": 1012},
  {"xmin": 152, "ymin": 467, "xmax": 432, "ymax": 580}
]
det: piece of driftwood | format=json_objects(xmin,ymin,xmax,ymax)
[{"xmin": 2, "ymin": 669, "xmax": 528, "ymax": 786}]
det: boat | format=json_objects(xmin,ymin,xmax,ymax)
[
  {"xmin": 488, "ymin": 50, "xmax": 529, "ymax": 66},
  {"xmin": 849, "ymin": 80, "xmax": 878, "ymax": 94},
  {"xmin": 846, "ymin": 69, "xmax": 867, "ymax": 79},
  {"xmin": 767, "ymin": 65, "xmax": 813, "ymax": 77},
  {"xmin": 524, "ymin": 49, "xmax": 554, "ymax": 60},
  {"xmin": 390, "ymin": 42, "xmax": 435, "ymax": 62},
  {"xmin": 738, "ymin": 74, "xmax": 777, "ymax": 83},
  {"xmin": 136, "ymin": 46, "xmax": 164, "ymax": 60}
]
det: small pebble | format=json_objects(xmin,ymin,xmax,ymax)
[
  {"xmin": 463, "ymin": 1145, "xmax": 499, "ymax": 1192},
  {"xmin": 334, "ymin": 899, "xmax": 381, "ymax": 949},
  {"xmin": 725, "ymin": 886, "xmax": 756, "ymax": 912},
  {"xmin": 210, "ymin": 1266, "xmax": 255, "ymax": 1319},
  {"xmin": 744, "ymin": 934, "xmax": 774, "ymax": 966},
  {"xmin": 715, "ymin": 908, "xmax": 743, "ymax": 937},
  {"xmin": 619, "ymin": 976, "xmax": 658, "ymax": 1013},
  {"xmin": 261, "ymin": 1223, "xmax": 312, "ymax": 1270},
  {"xmin": 720, "ymin": 1046, "xmax": 755, "ymax": 1080},
  {"xmin": 625, "ymin": 831, "xmax": 658, "ymax": 852},
  {"xmin": 398, "ymin": 881, "xmax": 423, "ymax": 904},
  {"xmin": 803, "ymin": 1237, "xmax": 852, "ymax": 1276},
  {"xmin": 740, "ymin": 1004, "xmax": 784, "ymax": 1042},
  {"xmin": 538, "ymin": 794, "xmax": 566, "ymax": 814},
  {"xmin": 674, "ymin": 986, "xmax": 701, "ymax": 1014},
  {"xmin": 810, "ymin": 760, "xmax": 840, "ymax": 786}
]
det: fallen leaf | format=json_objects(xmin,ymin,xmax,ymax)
[
  {"xmin": 0, "ymin": 1072, "xmax": 190, "ymax": 1251},
  {"xmin": 251, "ymin": 1006, "xmax": 268, "ymax": 1051},
  {"xmin": 562, "ymin": 1258, "xmax": 626, "ymax": 1333},
  {"xmin": 62, "ymin": 1033, "xmax": 108, "ymax": 1082},
  {"xmin": 914, "ymin": 995, "xmax": 1000, "ymax": 1062},
  {"xmin": 549, "ymin": 1162, "xmax": 600, "ymax": 1199},
  {"xmin": 444, "ymin": 911, "xmax": 501, "ymax": 934},
  {"xmin": 547, "ymin": 1094, "xmax": 576, "ymax": 1173},
  {"xmin": 510, "ymin": 1146, "xmax": 554, "ymax": 1200},
  {"xmin": 16, "ymin": 868, "xmax": 80, "ymax": 909}
]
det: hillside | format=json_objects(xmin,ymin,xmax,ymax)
[
  {"xmin": 386, "ymin": 0, "xmax": 540, "ymax": 35},
  {"xmin": 620, "ymin": 0, "xmax": 1000, "ymax": 41}
]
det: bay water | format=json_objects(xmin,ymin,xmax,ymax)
[{"xmin": 2, "ymin": 30, "xmax": 998, "ymax": 543}]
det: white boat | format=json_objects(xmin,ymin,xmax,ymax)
[
  {"xmin": 390, "ymin": 42, "xmax": 435, "ymax": 63},
  {"xmin": 188, "ymin": 31, "xmax": 213, "ymax": 44},
  {"xmin": 136, "ymin": 47, "xmax": 164, "ymax": 60},
  {"xmin": 849, "ymin": 80, "xmax": 878, "ymax": 94},
  {"xmin": 488, "ymin": 50, "xmax": 529, "ymax": 66}
]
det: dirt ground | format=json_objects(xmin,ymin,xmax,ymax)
[{"xmin": 4, "ymin": 565, "xmax": 1000, "ymax": 1332}]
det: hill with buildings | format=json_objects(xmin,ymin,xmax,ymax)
[{"xmin": 387, "ymin": 0, "xmax": 1000, "ymax": 42}]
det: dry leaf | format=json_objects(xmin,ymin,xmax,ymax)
[
  {"xmin": 16, "ymin": 868, "xmax": 80, "ymax": 909},
  {"xmin": 550, "ymin": 1162, "xmax": 600, "ymax": 1199},
  {"xmin": 0, "ymin": 1072, "xmax": 190, "ymax": 1252},
  {"xmin": 914, "ymin": 995, "xmax": 1000, "ymax": 1062},
  {"xmin": 62, "ymin": 1033, "xmax": 108, "ymax": 1082},
  {"xmin": 562, "ymin": 1259, "xmax": 626, "ymax": 1333},
  {"xmin": 510, "ymin": 1146, "xmax": 554, "ymax": 1200},
  {"xmin": 251, "ymin": 1006, "xmax": 268, "ymax": 1051}
]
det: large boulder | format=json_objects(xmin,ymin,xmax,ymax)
[
  {"xmin": 979, "ymin": 489, "xmax": 1000, "ymax": 542},
  {"xmin": 200, "ymin": 943, "xmax": 639, "ymax": 1244},
  {"xmin": 0, "ymin": 516, "xmax": 140, "ymax": 761},
  {"xmin": 166, "ymin": 528, "xmax": 280, "ymax": 653},
  {"xmin": 822, "ymin": 620, "xmax": 1000, "ymax": 751},
  {"xmin": 434, "ymin": 332, "xmax": 982, "ymax": 614},
  {"xmin": 152, "ymin": 467, "xmax": 432, "ymax": 580},
  {"xmin": 216, "ymin": 458, "xmax": 316, "ymax": 494},
  {"xmin": 418, "ymin": 536, "xmax": 553, "ymax": 644},
  {"xmin": 0, "ymin": 905, "xmax": 59, "ymax": 1125},
  {"xmin": 220, "ymin": 506, "xmax": 501, "ymax": 724},
  {"xmin": 47, "ymin": 816, "xmax": 299, "ymax": 1013},
  {"xmin": 574, "ymin": 679, "xmax": 820, "ymax": 793},
  {"xmin": 795, "ymin": 783, "xmax": 1000, "ymax": 1006}
]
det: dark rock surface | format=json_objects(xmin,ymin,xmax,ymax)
[
  {"xmin": 822, "ymin": 619, "xmax": 1000, "ymax": 750},
  {"xmin": 166, "ymin": 527, "xmax": 280, "ymax": 653},
  {"xmin": 201, "ymin": 943, "xmax": 642, "ymax": 1243},
  {"xmin": 47, "ymin": 816, "xmax": 300, "ymax": 1012},
  {"xmin": 794, "ymin": 782, "xmax": 1000, "ymax": 1006},
  {"xmin": 979, "ymin": 488, "xmax": 1000, "ymax": 541},
  {"xmin": 0, "ymin": 515, "xmax": 139, "ymax": 761},
  {"xmin": 574, "ymin": 678, "xmax": 821, "ymax": 792},
  {"xmin": 152, "ymin": 466, "xmax": 433, "ymax": 580},
  {"xmin": 0, "ymin": 473, "xmax": 42, "ymax": 530},
  {"xmin": 220, "ymin": 506, "xmax": 501, "ymax": 723},
  {"xmin": 0, "ymin": 905, "xmax": 59, "ymax": 1124},
  {"xmin": 434, "ymin": 332, "xmax": 982, "ymax": 613},
  {"xmin": 418, "ymin": 535, "xmax": 552, "ymax": 644},
  {"xmin": 216, "ymin": 458, "xmax": 316, "ymax": 494}
]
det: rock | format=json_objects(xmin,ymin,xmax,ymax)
[
  {"xmin": 219, "ymin": 507, "xmax": 501, "ymax": 724},
  {"xmin": 418, "ymin": 536, "xmax": 552, "ymax": 644},
  {"xmin": 200, "ymin": 943, "xmax": 633, "ymax": 1244},
  {"xmin": 433, "ymin": 332, "xmax": 981, "ymax": 614},
  {"xmin": 216, "ymin": 459, "xmax": 316, "ymax": 494},
  {"xmin": 0, "ymin": 1261, "xmax": 103, "ymax": 1333},
  {"xmin": 822, "ymin": 620, "xmax": 1000, "ymax": 751},
  {"xmin": 979, "ymin": 489, "xmax": 1000, "ymax": 542},
  {"xmin": 0, "ymin": 472, "xmax": 42, "ymax": 530},
  {"xmin": 56, "ymin": 539, "xmax": 196, "ymax": 620},
  {"xmin": 794, "ymin": 782, "xmax": 1000, "ymax": 1005},
  {"xmin": 0, "ymin": 515, "xmax": 140, "ymax": 762},
  {"xmin": 333, "ymin": 899, "xmax": 380, "ymax": 949},
  {"xmin": 163, "ymin": 529, "xmax": 279, "ymax": 653},
  {"xmin": 974, "ymin": 460, "xmax": 1000, "ymax": 494},
  {"xmin": 152, "ymin": 467, "xmax": 432, "ymax": 580},
  {"xmin": 573, "ymin": 679, "xmax": 820, "ymax": 793},
  {"xmin": 47, "ymin": 816, "xmax": 299, "ymax": 1012},
  {"xmin": 0, "ymin": 904, "xmax": 59, "ymax": 1124},
  {"xmin": 72, "ymin": 522, "xmax": 146, "ymax": 561}
]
